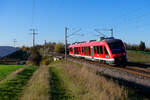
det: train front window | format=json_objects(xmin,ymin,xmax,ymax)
[{"xmin": 108, "ymin": 41, "xmax": 125, "ymax": 54}]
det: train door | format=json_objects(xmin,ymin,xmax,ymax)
[{"xmin": 91, "ymin": 46, "xmax": 94, "ymax": 59}]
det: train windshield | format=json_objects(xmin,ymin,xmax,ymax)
[{"xmin": 108, "ymin": 41, "xmax": 125, "ymax": 54}]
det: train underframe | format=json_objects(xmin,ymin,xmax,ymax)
[{"xmin": 69, "ymin": 54, "xmax": 128, "ymax": 66}]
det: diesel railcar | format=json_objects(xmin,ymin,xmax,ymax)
[{"xmin": 69, "ymin": 37, "xmax": 127, "ymax": 64}]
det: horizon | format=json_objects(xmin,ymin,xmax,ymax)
[{"xmin": 0, "ymin": 0, "xmax": 150, "ymax": 47}]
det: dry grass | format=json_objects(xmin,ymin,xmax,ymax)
[
  {"xmin": 54, "ymin": 61, "xmax": 128, "ymax": 100},
  {"xmin": 20, "ymin": 65, "xmax": 50, "ymax": 100}
]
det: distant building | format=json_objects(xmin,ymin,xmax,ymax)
[
  {"xmin": 0, "ymin": 46, "xmax": 27, "ymax": 65},
  {"xmin": 0, "ymin": 46, "xmax": 20, "ymax": 59}
]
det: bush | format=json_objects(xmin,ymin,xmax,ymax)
[
  {"xmin": 41, "ymin": 56, "xmax": 53, "ymax": 65},
  {"xmin": 27, "ymin": 48, "xmax": 42, "ymax": 66}
]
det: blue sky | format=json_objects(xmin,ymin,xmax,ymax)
[{"xmin": 0, "ymin": 0, "xmax": 150, "ymax": 47}]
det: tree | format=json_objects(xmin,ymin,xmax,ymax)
[
  {"xmin": 139, "ymin": 41, "xmax": 146, "ymax": 51},
  {"xmin": 27, "ymin": 48, "xmax": 42, "ymax": 66},
  {"xmin": 54, "ymin": 43, "xmax": 65, "ymax": 53}
]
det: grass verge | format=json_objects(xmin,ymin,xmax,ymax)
[
  {"xmin": 0, "ymin": 66, "xmax": 37, "ymax": 100},
  {"xmin": 50, "ymin": 61, "xmax": 127, "ymax": 100},
  {"xmin": 20, "ymin": 65, "xmax": 50, "ymax": 100},
  {"xmin": 50, "ymin": 64, "xmax": 77, "ymax": 100}
]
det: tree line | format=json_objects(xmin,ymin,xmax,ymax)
[
  {"xmin": 21, "ymin": 42, "xmax": 65, "ymax": 66},
  {"xmin": 125, "ymin": 41, "xmax": 150, "ymax": 52}
]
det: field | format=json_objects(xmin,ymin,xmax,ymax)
[
  {"xmin": 0, "ymin": 65, "xmax": 37, "ymax": 100},
  {"xmin": 127, "ymin": 50, "xmax": 150, "ymax": 64},
  {"xmin": 0, "ymin": 65, "xmax": 23, "ymax": 81}
]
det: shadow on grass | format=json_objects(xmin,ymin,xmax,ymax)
[
  {"xmin": 49, "ymin": 67, "xmax": 74, "ymax": 100},
  {"xmin": 127, "ymin": 61, "xmax": 150, "ymax": 68},
  {"xmin": 96, "ymin": 72, "xmax": 150, "ymax": 100}
]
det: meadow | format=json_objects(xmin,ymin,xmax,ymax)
[{"xmin": 0, "ymin": 65, "xmax": 37, "ymax": 100}]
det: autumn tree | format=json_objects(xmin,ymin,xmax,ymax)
[
  {"xmin": 27, "ymin": 48, "xmax": 42, "ymax": 66},
  {"xmin": 54, "ymin": 43, "xmax": 65, "ymax": 53}
]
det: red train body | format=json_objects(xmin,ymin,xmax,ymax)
[{"xmin": 69, "ymin": 37, "xmax": 128, "ymax": 64}]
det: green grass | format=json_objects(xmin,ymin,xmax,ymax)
[
  {"xmin": 0, "ymin": 65, "xmax": 23, "ymax": 81},
  {"xmin": 127, "ymin": 50, "xmax": 150, "ymax": 64},
  {"xmin": 0, "ymin": 66, "xmax": 37, "ymax": 100},
  {"xmin": 50, "ymin": 65, "xmax": 76, "ymax": 100}
]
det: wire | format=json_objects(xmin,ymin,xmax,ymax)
[{"xmin": 31, "ymin": 0, "xmax": 36, "ymax": 28}]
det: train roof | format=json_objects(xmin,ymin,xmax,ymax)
[
  {"xmin": 69, "ymin": 38, "xmax": 122, "ymax": 48},
  {"xmin": 104, "ymin": 38, "xmax": 122, "ymax": 44}
]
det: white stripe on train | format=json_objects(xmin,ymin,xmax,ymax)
[{"xmin": 69, "ymin": 54, "xmax": 114, "ymax": 63}]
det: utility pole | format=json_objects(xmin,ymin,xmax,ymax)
[
  {"xmin": 64, "ymin": 27, "xmax": 82, "ymax": 62},
  {"xmin": 65, "ymin": 27, "xmax": 68, "ymax": 62},
  {"xmin": 110, "ymin": 28, "xmax": 113, "ymax": 37},
  {"xmin": 30, "ymin": 29, "xmax": 38, "ymax": 47},
  {"xmin": 13, "ymin": 39, "xmax": 17, "ymax": 47},
  {"xmin": 44, "ymin": 40, "xmax": 46, "ymax": 57}
]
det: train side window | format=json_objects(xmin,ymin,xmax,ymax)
[
  {"xmin": 75, "ymin": 47, "xmax": 77, "ymax": 54},
  {"xmin": 104, "ymin": 46, "xmax": 108, "ymax": 54},
  {"xmin": 97, "ymin": 46, "xmax": 99, "ymax": 54},
  {"xmin": 84, "ymin": 47, "xmax": 86, "ymax": 55},
  {"xmin": 76, "ymin": 47, "xmax": 77, "ymax": 54},
  {"xmin": 94, "ymin": 46, "xmax": 97, "ymax": 54},
  {"xmin": 70, "ymin": 48, "xmax": 72, "ymax": 52},
  {"xmin": 89, "ymin": 46, "xmax": 91, "ymax": 55},
  {"xmin": 74, "ymin": 48, "xmax": 75, "ymax": 54},
  {"xmin": 79, "ymin": 47, "xmax": 80, "ymax": 53},
  {"xmin": 100, "ymin": 46, "xmax": 103, "ymax": 54},
  {"xmin": 82, "ymin": 47, "xmax": 84, "ymax": 53}
]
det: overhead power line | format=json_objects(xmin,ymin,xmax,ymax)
[
  {"xmin": 31, "ymin": 0, "xmax": 36, "ymax": 27},
  {"xmin": 94, "ymin": 28, "xmax": 113, "ymax": 38}
]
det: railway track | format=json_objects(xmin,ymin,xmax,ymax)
[
  {"xmin": 69, "ymin": 56, "xmax": 150, "ymax": 79},
  {"xmin": 112, "ymin": 66, "xmax": 150, "ymax": 79}
]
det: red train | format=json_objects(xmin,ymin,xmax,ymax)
[{"xmin": 69, "ymin": 37, "xmax": 128, "ymax": 64}]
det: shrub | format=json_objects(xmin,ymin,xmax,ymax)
[{"xmin": 41, "ymin": 56, "xmax": 53, "ymax": 65}]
